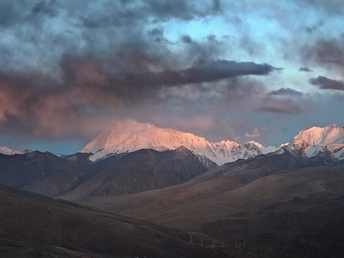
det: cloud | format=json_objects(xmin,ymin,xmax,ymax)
[
  {"xmin": 268, "ymin": 88, "xmax": 303, "ymax": 96},
  {"xmin": 301, "ymin": 37, "xmax": 344, "ymax": 69},
  {"xmin": 0, "ymin": 0, "xmax": 223, "ymax": 75},
  {"xmin": 309, "ymin": 76, "xmax": 344, "ymax": 91},
  {"xmin": 299, "ymin": 67, "xmax": 313, "ymax": 72},
  {"xmin": 64, "ymin": 58, "xmax": 279, "ymax": 89},
  {"xmin": 305, "ymin": 21, "xmax": 323, "ymax": 33},
  {"xmin": 255, "ymin": 97, "xmax": 304, "ymax": 114},
  {"xmin": 138, "ymin": 60, "xmax": 279, "ymax": 87},
  {"xmin": 244, "ymin": 127, "xmax": 260, "ymax": 139},
  {"xmin": 3, "ymin": 0, "xmax": 339, "ymax": 151},
  {"xmin": 161, "ymin": 116, "xmax": 214, "ymax": 132},
  {"xmin": 299, "ymin": 0, "xmax": 344, "ymax": 14},
  {"xmin": 181, "ymin": 35, "xmax": 193, "ymax": 44},
  {"xmin": 0, "ymin": 0, "xmax": 284, "ymax": 141},
  {"xmin": 0, "ymin": 55, "xmax": 280, "ymax": 140}
]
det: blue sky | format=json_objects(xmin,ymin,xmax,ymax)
[{"xmin": 0, "ymin": 0, "xmax": 344, "ymax": 154}]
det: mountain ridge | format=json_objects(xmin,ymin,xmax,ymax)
[
  {"xmin": 0, "ymin": 146, "xmax": 31, "ymax": 155},
  {"xmin": 80, "ymin": 119, "xmax": 278, "ymax": 165},
  {"xmin": 2, "ymin": 123, "xmax": 344, "ymax": 166}
]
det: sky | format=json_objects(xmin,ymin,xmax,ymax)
[{"xmin": 0, "ymin": 0, "xmax": 344, "ymax": 154}]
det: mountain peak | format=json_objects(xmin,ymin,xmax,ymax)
[
  {"xmin": 289, "ymin": 125, "xmax": 344, "ymax": 160},
  {"xmin": 291, "ymin": 125, "xmax": 344, "ymax": 146},
  {"xmin": 80, "ymin": 119, "xmax": 277, "ymax": 165}
]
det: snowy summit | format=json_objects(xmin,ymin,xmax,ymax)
[
  {"xmin": 289, "ymin": 125, "xmax": 344, "ymax": 160},
  {"xmin": 0, "ymin": 146, "xmax": 31, "ymax": 155},
  {"xmin": 80, "ymin": 119, "xmax": 278, "ymax": 165}
]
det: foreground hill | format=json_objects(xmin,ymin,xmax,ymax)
[
  {"xmin": 200, "ymin": 195, "xmax": 344, "ymax": 258},
  {"xmin": 0, "ymin": 184, "xmax": 236, "ymax": 258},
  {"xmin": 79, "ymin": 151, "xmax": 328, "ymax": 227},
  {"xmin": 79, "ymin": 152, "xmax": 344, "ymax": 257}
]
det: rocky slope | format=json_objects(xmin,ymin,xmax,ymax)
[{"xmin": 0, "ymin": 151, "xmax": 81, "ymax": 192}]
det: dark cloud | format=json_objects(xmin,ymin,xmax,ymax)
[
  {"xmin": 301, "ymin": 37, "xmax": 344, "ymax": 67},
  {"xmin": 77, "ymin": 0, "xmax": 222, "ymax": 28},
  {"xmin": 212, "ymin": 0, "xmax": 222, "ymax": 13},
  {"xmin": 147, "ymin": 27, "xmax": 167, "ymax": 43},
  {"xmin": 0, "ymin": 55, "xmax": 279, "ymax": 139},
  {"xmin": 207, "ymin": 34, "xmax": 217, "ymax": 42},
  {"xmin": 0, "ymin": 0, "xmax": 243, "ymax": 141},
  {"xmin": 0, "ymin": 0, "xmax": 224, "ymax": 75},
  {"xmin": 255, "ymin": 97, "xmax": 304, "ymax": 114},
  {"xmin": 182, "ymin": 60, "xmax": 279, "ymax": 82},
  {"xmin": 299, "ymin": 67, "xmax": 313, "ymax": 72},
  {"xmin": 148, "ymin": 27, "xmax": 164, "ymax": 37},
  {"xmin": 32, "ymin": 0, "xmax": 59, "ymax": 17},
  {"xmin": 129, "ymin": 60, "xmax": 279, "ymax": 87},
  {"xmin": 268, "ymin": 88, "xmax": 303, "ymax": 96},
  {"xmin": 305, "ymin": 21, "xmax": 323, "ymax": 33},
  {"xmin": 181, "ymin": 35, "xmax": 193, "ymax": 44},
  {"xmin": 139, "ymin": 0, "xmax": 221, "ymax": 22},
  {"xmin": 299, "ymin": 0, "xmax": 344, "ymax": 14},
  {"xmin": 61, "ymin": 58, "xmax": 279, "ymax": 97},
  {"xmin": 309, "ymin": 76, "xmax": 344, "ymax": 91}
]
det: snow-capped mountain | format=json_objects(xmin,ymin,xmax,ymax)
[
  {"xmin": 80, "ymin": 119, "xmax": 278, "ymax": 165},
  {"xmin": 289, "ymin": 125, "xmax": 344, "ymax": 160},
  {"xmin": 0, "ymin": 146, "xmax": 31, "ymax": 155}
]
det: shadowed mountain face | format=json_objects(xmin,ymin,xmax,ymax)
[
  {"xmin": 20, "ymin": 152, "xmax": 128, "ymax": 197},
  {"xmin": 0, "ymin": 184, "xmax": 234, "ymax": 258},
  {"xmin": 0, "ymin": 146, "xmax": 212, "ymax": 200},
  {"xmin": 0, "ymin": 151, "xmax": 89, "ymax": 196},
  {"xmin": 0, "ymin": 151, "xmax": 120, "ymax": 197},
  {"xmin": 61, "ymin": 146, "xmax": 210, "ymax": 201}
]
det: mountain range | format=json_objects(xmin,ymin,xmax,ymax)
[
  {"xmin": 1, "ymin": 122, "xmax": 344, "ymax": 257},
  {"xmin": 80, "ymin": 119, "xmax": 278, "ymax": 165},
  {"xmin": 0, "ymin": 123, "xmax": 343, "ymax": 199},
  {"xmin": 80, "ymin": 120, "xmax": 344, "ymax": 165},
  {"xmin": 3, "ymin": 121, "xmax": 344, "ymax": 166}
]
